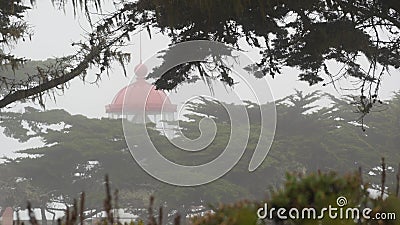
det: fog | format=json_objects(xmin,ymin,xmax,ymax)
[{"xmin": 1, "ymin": 0, "xmax": 400, "ymax": 159}]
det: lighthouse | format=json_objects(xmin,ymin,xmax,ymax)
[{"xmin": 105, "ymin": 63, "xmax": 177, "ymax": 136}]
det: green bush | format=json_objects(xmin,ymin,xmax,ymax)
[{"xmin": 192, "ymin": 168, "xmax": 400, "ymax": 225}]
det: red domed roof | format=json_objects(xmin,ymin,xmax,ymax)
[{"xmin": 106, "ymin": 64, "xmax": 176, "ymax": 114}]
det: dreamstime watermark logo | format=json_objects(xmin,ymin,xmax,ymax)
[
  {"xmin": 122, "ymin": 40, "xmax": 276, "ymax": 186},
  {"xmin": 257, "ymin": 196, "xmax": 396, "ymax": 221},
  {"xmin": 336, "ymin": 196, "xmax": 347, "ymax": 207}
]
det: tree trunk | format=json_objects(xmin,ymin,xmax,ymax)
[{"xmin": 40, "ymin": 206, "xmax": 48, "ymax": 225}]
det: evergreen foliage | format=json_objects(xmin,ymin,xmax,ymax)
[{"xmin": 1, "ymin": 91, "xmax": 399, "ymax": 220}]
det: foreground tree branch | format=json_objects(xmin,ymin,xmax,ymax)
[{"xmin": 0, "ymin": 47, "xmax": 99, "ymax": 108}]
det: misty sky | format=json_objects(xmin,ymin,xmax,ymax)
[{"xmin": 1, "ymin": 1, "xmax": 400, "ymax": 159}]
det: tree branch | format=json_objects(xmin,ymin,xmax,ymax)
[
  {"xmin": 0, "ymin": 28, "xmax": 130, "ymax": 109},
  {"xmin": 0, "ymin": 46, "xmax": 100, "ymax": 108}
]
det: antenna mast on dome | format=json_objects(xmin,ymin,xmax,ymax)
[
  {"xmin": 134, "ymin": 30, "xmax": 148, "ymax": 79},
  {"xmin": 139, "ymin": 30, "xmax": 142, "ymax": 64}
]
